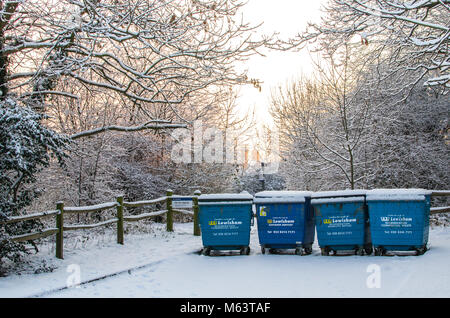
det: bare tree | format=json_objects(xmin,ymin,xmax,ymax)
[
  {"xmin": 271, "ymin": 45, "xmax": 374, "ymax": 190},
  {"xmin": 284, "ymin": 0, "xmax": 449, "ymax": 96},
  {"xmin": 1, "ymin": 0, "xmax": 273, "ymax": 137}
]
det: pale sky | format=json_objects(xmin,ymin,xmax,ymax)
[{"xmin": 236, "ymin": 0, "xmax": 327, "ymax": 126}]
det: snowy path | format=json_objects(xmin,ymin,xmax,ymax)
[{"xmin": 1, "ymin": 223, "xmax": 450, "ymax": 298}]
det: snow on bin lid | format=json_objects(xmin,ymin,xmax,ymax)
[
  {"xmin": 255, "ymin": 191, "xmax": 313, "ymax": 198},
  {"xmin": 198, "ymin": 192, "xmax": 253, "ymax": 205},
  {"xmin": 254, "ymin": 191, "xmax": 312, "ymax": 203},
  {"xmin": 311, "ymin": 189, "xmax": 367, "ymax": 204},
  {"xmin": 366, "ymin": 189, "xmax": 432, "ymax": 201}
]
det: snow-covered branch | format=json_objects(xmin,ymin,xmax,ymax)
[
  {"xmin": 70, "ymin": 120, "xmax": 188, "ymax": 140},
  {"xmin": 1, "ymin": 0, "xmax": 274, "ymax": 126},
  {"xmin": 288, "ymin": 0, "xmax": 450, "ymax": 93}
]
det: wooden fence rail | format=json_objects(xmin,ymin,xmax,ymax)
[
  {"xmin": 431, "ymin": 191, "xmax": 450, "ymax": 197},
  {"xmin": 431, "ymin": 207, "xmax": 450, "ymax": 214},
  {"xmin": 1, "ymin": 190, "xmax": 449, "ymax": 259},
  {"xmin": 10, "ymin": 228, "xmax": 59, "ymax": 243},
  {"xmin": 0, "ymin": 210, "xmax": 60, "ymax": 225},
  {"xmin": 0, "ymin": 189, "xmax": 202, "ymax": 259},
  {"xmin": 430, "ymin": 191, "xmax": 450, "ymax": 216}
]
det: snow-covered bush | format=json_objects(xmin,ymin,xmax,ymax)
[{"xmin": 0, "ymin": 98, "xmax": 68, "ymax": 273}]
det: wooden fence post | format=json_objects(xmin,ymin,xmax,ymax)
[
  {"xmin": 166, "ymin": 189, "xmax": 173, "ymax": 232},
  {"xmin": 56, "ymin": 201, "xmax": 64, "ymax": 259},
  {"xmin": 193, "ymin": 190, "xmax": 201, "ymax": 236},
  {"xmin": 117, "ymin": 196, "xmax": 124, "ymax": 245}
]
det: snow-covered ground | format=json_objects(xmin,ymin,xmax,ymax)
[{"xmin": 1, "ymin": 223, "xmax": 450, "ymax": 298}]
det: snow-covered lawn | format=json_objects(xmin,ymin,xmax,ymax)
[{"xmin": 1, "ymin": 223, "xmax": 450, "ymax": 298}]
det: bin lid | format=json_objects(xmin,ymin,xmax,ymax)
[
  {"xmin": 311, "ymin": 190, "xmax": 367, "ymax": 204},
  {"xmin": 198, "ymin": 192, "xmax": 253, "ymax": 205},
  {"xmin": 366, "ymin": 189, "xmax": 432, "ymax": 201},
  {"xmin": 254, "ymin": 191, "xmax": 312, "ymax": 203}
]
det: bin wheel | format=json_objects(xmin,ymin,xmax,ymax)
[
  {"xmin": 374, "ymin": 247, "xmax": 385, "ymax": 256},
  {"xmin": 304, "ymin": 247, "xmax": 313, "ymax": 255},
  {"xmin": 416, "ymin": 245, "xmax": 427, "ymax": 256},
  {"xmin": 364, "ymin": 245, "xmax": 373, "ymax": 255},
  {"xmin": 240, "ymin": 246, "xmax": 250, "ymax": 255},
  {"xmin": 261, "ymin": 247, "xmax": 266, "ymax": 255},
  {"xmin": 356, "ymin": 248, "xmax": 364, "ymax": 256},
  {"xmin": 295, "ymin": 247, "xmax": 304, "ymax": 256},
  {"xmin": 321, "ymin": 247, "xmax": 330, "ymax": 256},
  {"xmin": 202, "ymin": 247, "xmax": 211, "ymax": 256}
]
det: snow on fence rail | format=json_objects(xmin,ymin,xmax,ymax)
[
  {"xmin": 122, "ymin": 197, "xmax": 167, "ymax": 208},
  {"xmin": 63, "ymin": 202, "xmax": 118, "ymax": 214},
  {"xmin": 0, "ymin": 190, "xmax": 202, "ymax": 259},
  {"xmin": 123, "ymin": 210, "xmax": 168, "ymax": 222},
  {"xmin": 431, "ymin": 207, "xmax": 450, "ymax": 214},
  {"xmin": 63, "ymin": 218, "xmax": 120, "ymax": 231},
  {"xmin": 0, "ymin": 210, "xmax": 60, "ymax": 225}
]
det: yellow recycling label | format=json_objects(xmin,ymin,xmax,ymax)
[{"xmin": 260, "ymin": 207, "xmax": 267, "ymax": 217}]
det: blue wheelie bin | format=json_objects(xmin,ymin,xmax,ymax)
[
  {"xmin": 254, "ymin": 191, "xmax": 314, "ymax": 255},
  {"xmin": 198, "ymin": 193, "xmax": 254, "ymax": 256},
  {"xmin": 311, "ymin": 190, "xmax": 372, "ymax": 256},
  {"xmin": 366, "ymin": 189, "xmax": 432, "ymax": 256}
]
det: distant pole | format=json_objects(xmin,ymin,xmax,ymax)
[
  {"xmin": 193, "ymin": 190, "xmax": 201, "ymax": 236},
  {"xmin": 116, "ymin": 196, "xmax": 124, "ymax": 245},
  {"xmin": 56, "ymin": 201, "xmax": 64, "ymax": 259},
  {"xmin": 259, "ymin": 162, "xmax": 265, "ymax": 191},
  {"xmin": 166, "ymin": 189, "xmax": 173, "ymax": 232}
]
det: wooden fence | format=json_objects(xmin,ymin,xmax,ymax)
[
  {"xmin": 0, "ymin": 189, "xmax": 201, "ymax": 259},
  {"xmin": 1, "ymin": 190, "xmax": 449, "ymax": 259}
]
